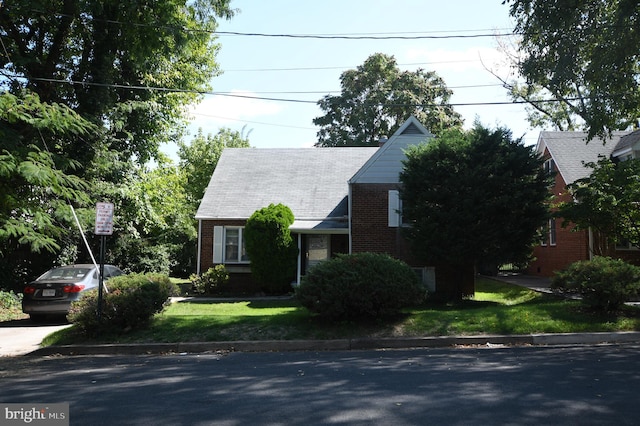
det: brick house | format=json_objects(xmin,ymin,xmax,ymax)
[
  {"xmin": 195, "ymin": 116, "xmax": 436, "ymax": 293},
  {"xmin": 528, "ymin": 130, "xmax": 640, "ymax": 276}
]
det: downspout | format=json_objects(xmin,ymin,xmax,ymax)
[
  {"xmin": 196, "ymin": 219, "xmax": 202, "ymax": 275},
  {"xmin": 348, "ymin": 183, "xmax": 353, "ymax": 254},
  {"xmin": 588, "ymin": 227, "xmax": 594, "ymax": 260},
  {"xmin": 296, "ymin": 233, "xmax": 302, "ymax": 286}
]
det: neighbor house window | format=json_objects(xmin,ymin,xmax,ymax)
[
  {"xmin": 544, "ymin": 158, "xmax": 555, "ymax": 175},
  {"xmin": 549, "ymin": 218, "xmax": 557, "ymax": 246},
  {"xmin": 540, "ymin": 223, "xmax": 548, "ymax": 246},
  {"xmin": 213, "ymin": 226, "xmax": 249, "ymax": 264},
  {"xmin": 540, "ymin": 218, "xmax": 556, "ymax": 246}
]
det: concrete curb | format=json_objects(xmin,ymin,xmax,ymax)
[{"xmin": 27, "ymin": 332, "xmax": 640, "ymax": 356}]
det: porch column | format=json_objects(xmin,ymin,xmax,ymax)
[{"xmin": 296, "ymin": 233, "xmax": 302, "ymax": 286}]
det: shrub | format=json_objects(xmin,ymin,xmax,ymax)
[
  {"xmin": 551, "ymin": 256, "xmax": 640, "ymax": 311},
  {"xmin": 69, "ymin": 273, "xmax": 178, "ymax": 336},
  {"xmin": 244, "ymin": 203, "xmax": 298, "ymax": 294},
  {"xmin": 296, "ymin": 252, "xmax": 426, "ymax": 320},
  {"xmin": 0, "ymin": 290, "xmax": 22, "ymax": 309},
  {"xmin": 190, "ymin": 265, "xmax": 229, "ymax": 295}
]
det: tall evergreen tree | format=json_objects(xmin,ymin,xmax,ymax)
[{"xmin": 400, "ymin": 124, "xmax": 550, "ymax": 300}]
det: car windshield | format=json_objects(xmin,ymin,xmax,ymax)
[{"xmin": 38, "ymin": 267, "xmax": 94, "ymax": 281}]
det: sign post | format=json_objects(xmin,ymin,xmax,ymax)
[{"xmin": 94, "ymin": 202, "xmax": 114, "ymax": 321}]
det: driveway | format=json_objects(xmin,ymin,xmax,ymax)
[{"xmin": 0, "ymin": 319, "xmax": 72, "ymax": 357}]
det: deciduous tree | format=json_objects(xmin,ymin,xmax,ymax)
[
  {"xmin": 313, "ymin": 53, "xmax": 462, "ymax": 147},
  {"xmin": 505, "ymin": 0, "xmax": 640, "ymax": 139},
  {"xmin": 555, "ymin": 156, "xmax": 640, "ymax": 254},
  {"xmin": 178, "ymin": 127, "xmax": 251, "ymax": 206}
]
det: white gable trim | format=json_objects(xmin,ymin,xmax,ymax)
[{"xmin": 349, "ymin": 116, "xmax": 433, "ymax": 184}]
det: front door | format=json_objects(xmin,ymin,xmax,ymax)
[{"xmin": 305, "ymin": 234, "xmax": 330, "ymax": 270}]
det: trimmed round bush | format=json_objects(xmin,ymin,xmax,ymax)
[
  {"xmin": 190, "ymin": 265, "xmax": 229, "ymax": 295},
  {"xmin": 69, "ymin": 273, "xmax": 178, "ymax": 336},
  {"xmin": 551, "ymin": 256, "xmax": 640, "ymax": 311},
  {"xmin": 245, "ymin": 203, "xmax": 298, "ymax": 294},
  {"xmin": 296, "ymin": 252, "xmax": 426, "ymax": 320}
]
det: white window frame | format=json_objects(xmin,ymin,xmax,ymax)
[
  {"xmin": 213, "ymin": 226, "xmax": 249, "ymax": 264},
  {"xmin": 540, "ymin": 224, "xmax": 548, "ymax": 247},
  {"xmin": 388, "ymin": 190, "xmax": 402, "ymax": 227},
  {"xmin": 544, "ymin": 158, "xmax": 555, "ymax": 175},
  {"xmin": 549, "ymin": 218, "xmax": 557, "ymax": 246}
]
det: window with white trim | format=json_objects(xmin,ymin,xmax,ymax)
[
  {"xmin": 544, "ymin": 158, "xmax": 555, "ymax": 175},
  {"xmin": 549, "ymin": 218, "xmax": 557, "ymax": 246},
  {"xmin": 388, "ymin": 190, "xmax": 402, "ymax": 227},
  {"xmin": 213, "ymin": 226, "xmax": 249, "ymax": 264},
  {"xmin": 540, "ymin": 218, "xmax": 556, "ymax": 246}
]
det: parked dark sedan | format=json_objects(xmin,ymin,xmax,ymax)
[{"xmin": 22, "ymin": 264, "xmax": 124, "ymax": 321}]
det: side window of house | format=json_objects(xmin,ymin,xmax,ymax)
[
  {"xmin": 539, "ymin": 218, "xmax": 556, "ymax": 246},
  {"xmin": 549, "ymin": 218, "xmax": 556, "ymax": 246},
  {"xmin": 213, "ymin": 226, "xmax": 249, "ymax": 264},
  {"xmin": 388, "ymin": 190, "xmax": 402, "ymax": 227},
  {"xmin": 544, "ymin": 158, "xmax": 555, "ymax": 175},
  {"xmin": 540, "ymin": 223, "xmax": 547, "ymax": 246}
]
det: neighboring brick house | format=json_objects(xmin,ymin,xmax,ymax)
[
  {"xmin": 195, "ymin": 116, "xmax": 435, "ymax": 293},
  {"xmin": 528, "ymin": 130, "xmax": 640, "ymax": 276}
]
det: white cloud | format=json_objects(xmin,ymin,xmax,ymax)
[{"xmin": 187, "ymin": 90, "xmax": 284, "ymax": 135}]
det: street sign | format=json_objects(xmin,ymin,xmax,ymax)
[{"xmin": 94, "ymin": 202, "xmax": 114, "ymax": 235}]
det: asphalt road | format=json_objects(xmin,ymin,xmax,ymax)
[{"xmin": 1, "ymin": 344, "xmax": 639, "ymax": 425}]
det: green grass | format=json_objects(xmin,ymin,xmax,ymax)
[{"xmin": 41, "ymin": 278, "xmax": 640, "ymax": 346}]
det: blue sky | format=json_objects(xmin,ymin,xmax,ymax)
[{"xmin": 169, "ymin": 0, "xmax": 536, "ymax": 156}]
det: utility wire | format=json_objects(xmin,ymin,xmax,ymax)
[
  {"xmin": 14, "ymin": 75, "xmax": 579, "ymax": 108},
  {"xmin": 33, "ymin": 11, "xmax": 514, "ymax": 40}
]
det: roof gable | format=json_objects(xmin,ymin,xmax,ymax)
[
  {"xmin": 349, "ymin": 116, "xmax": 433, "ymax": 184},
  {"xmin": 195, "ymin": 147, "xmax": 376, "ymax": 220},
  {"xmin": 612, "ymin": 129, "xmax": 640, "ymax": 159},
  {"xmin": 537, "ymin": 131, "xmax": 628, "ymax": 185}
]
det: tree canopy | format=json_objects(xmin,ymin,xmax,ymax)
[
  {"xmin": 0, "ymin": 1, "xmax": 236, "ymax": 289},
  {"xmin": 178, "ymin": 127, "xmax": 251, "ymax": 206},
  {"xmin": 0, "ymin": 91, "xmax": 94, "ymax": 255},
  {"xmin": 0, "ymin": 0, "xmax": 235, "ymax": 164},
  {"xmin": 555, "ymin": 156, "xmax": 640, "ymax": 254},
  {"xmin": 506, "ymin": 0, "xmax": 640, "ymax": 139},
  {"xmin": 313, "ymin": 53, "xmax": 463, "ymax": 147},
  {"xmin": 399, "ymin": 124, "xmax": 550, "ymax": 298}
]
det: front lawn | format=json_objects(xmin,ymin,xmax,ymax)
[{"xmin": 42, "ymin": 278, "xmax": 640, "ymax": 346}]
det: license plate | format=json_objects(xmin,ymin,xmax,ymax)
[{"xmin": 42, "ymin": 289, "xmax": 56, "ymax": 297}]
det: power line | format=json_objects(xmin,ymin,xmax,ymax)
[
  {"xmin": 19, "ymin": 75, "xmax": 577, "ymax": 108},
  {"xmin": 34, "ymin": 11, "xmax": 515, "ymax": 40},
  {"xmin": 215, "ymin": 30, "xmax": 514, "ymax": 40},
  {"xmin": 215, "ymin": 84, "xmax": 503, "ymax": 95},
  {"xmin": 223, "ymin": 59, "xmax": 482, "ymax": 72}
]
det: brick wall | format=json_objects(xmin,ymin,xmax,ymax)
[
  {"xmin": 198, "ymin": 219, "xmax": 265, "ymax": 293},
  {"xmin": 528, "ymin": 156, "xmax": 590, "ymax": 276},
  {"xmin": 350, "ymin": 183, "xmax": 419, "ymax": 266}
]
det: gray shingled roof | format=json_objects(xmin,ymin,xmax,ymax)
[
  {"xmin": 195, "ymin": 147, "xmax": 377, "ymax": 220},
  {"xmin": 613, "ymin": 129, "xmax": 640, "ymax": 155},
  {"xmin": 538, "ymin": 131, "xmax": 628, "ymax": 185}
]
